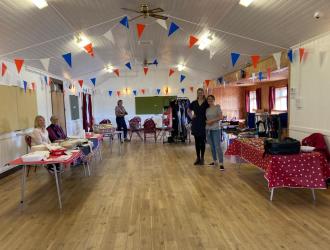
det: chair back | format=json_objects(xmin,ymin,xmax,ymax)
[
  {"xmin": 129, "ymin": 116, "xmax": 142, "ymax": 130},
  {"xmin": 302, "ymin": 133, "xmax": 330, "ymax": 161},
  {"xmin": 100, "ymin": 119, "xmax": 111, "ymax": 124},
  {"xmin": 25, "ymin": 135, "xmax": 32, "ymax": 151},
  {"xmin": 143, "ymin": 119, "xmax": 156, "ymax": 133}
]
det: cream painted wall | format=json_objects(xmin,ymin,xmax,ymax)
[
  {"xmin": 0, "ymin": 60, "xmax": 89, "ymax": 173},
  {"xmin": 289, "ymin": 31, "xmax": 330, "ymax": 144},
  {"xmin": 94, "ymin": 68, "xmax": 203, "ymax": 125}
]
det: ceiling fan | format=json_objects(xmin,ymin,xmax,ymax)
[
  {"xmin": 121, "ymin": 4, "xmax": 168, "ymax": 21},
  {"xmin": 134, "ymin": 58, "xmax": 157, "ymax": 67}
]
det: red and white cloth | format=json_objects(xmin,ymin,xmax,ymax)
[{"xmin": 225, "ymin": 138, "xmax": 330, "ymax": 189}]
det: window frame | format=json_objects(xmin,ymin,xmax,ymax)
[{"xmin": 274, "ymin": 86, "xmax": 288, "ymax": 111}]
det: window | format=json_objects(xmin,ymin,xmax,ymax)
[
  {"xmin": 249, "ymin": 90, "xmax": 257, "ymax": 112},
  {"xmin": 274, "ymin": 87, "xmax": 288, "ymax": 111}
]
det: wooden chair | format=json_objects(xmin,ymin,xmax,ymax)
[
  {"xmin": 143, "ymin": 119, "xmax": 157, "ymax": 142},
  {"xmin": 25, "ymin": 135, "xmax": 37, "ymax": 176}
]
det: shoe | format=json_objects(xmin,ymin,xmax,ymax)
[
  {"xmin": 199, "ymin": 159, "xmax": 204, "ymax": 165},
  {"xmin": 194, "ymin": 159, "xmax": 200, "ymax": 165},
  {"xmin": 124, "ymin": 138, "xmax": 130, "ymax": 142},
  {"xmin": 208, "ymin": 162, "xmax": 215, "ymax": 167},
  {"xmin": 219, "ymin": 165, "xmax": 225, "ymax": 171}
]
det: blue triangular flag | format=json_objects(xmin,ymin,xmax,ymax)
[
  {"xmin": 231, "ymin": 52, "xmax": 240, "ymax": 67},
  {"xmin": 180, "ymin": 74, "xmax": 186, "ymax": 83},
  {"xmin": 181, "ymin": 88, "xmax": 185, "ymax": 94},
  {"xmin": 258, "ymin": 71, "xmax": 263, "ymax": 81},
  {"xmin": 288, "ymin": 49, "xmax": 293, "ymax": 63},
  {"xmin": 133, "ymin": 90, "xmax": 137, "ymax": 96},
  {"xmin": 153, "ymin": 59, "xmax": 158, "ymax": 66},
  {"xmin": 62, "ymin": 53, "xmax": 72, "ymax": 68},
  {"xmin": 109, "ymin": 90, "xmax": 113, "ymax": 96},
  {"xmin": 156, "ymin": 88, "xmax": 161, "ymax": 95},
  {"xmin": 168, "ymin": 22, "xmax": 180, "ymax": 37},
  {"xmin": 44, "ymin": 76, "xmax": 48, "ymax": 85},
  {"xmin": 90, "ymin": 78, "xmax": 96, "ymax": 86},
  {"xmin": 23, "ymin": 80, "xmax": 28, "ymax": 93},
  {"xmin": 218, "ymin": 77, "xmax": 223, "ymax": 84},
  {"xmin": 120, "ymin": 16, "xmax": 129, "ymax": 29},
  {"xmin": 125, "ymin": 62, "xmax": 132, "ymax": 70}
]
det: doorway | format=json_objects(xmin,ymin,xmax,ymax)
[{"xmin": 50, "ymin": 78, "xmax": 67, "ymax": 133}]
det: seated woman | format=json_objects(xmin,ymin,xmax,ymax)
[
  {"xmin": 47, "ymin": 115, "xmax": 67, "ymax": 142},
  {"xmin": 30, "ymin": 115, "xmax": 51, "ymax": 146}
]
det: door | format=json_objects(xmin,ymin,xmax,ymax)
[{"xmin": 50, "ymin": 78, "xmax": 67, "ymax": 133}]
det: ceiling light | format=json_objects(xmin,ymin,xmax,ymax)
[
  {"xmin": 239, "ymin": 0, "xmax": 254, "ymax": 7},
  {"xmin": 75, "ymin": 34, "xmax": 91, "ymax": 49},
  {"xmin": 105, "ymin": 65, "xmax": 113, "ymax": 72},
  {"xmin": 198, "ymin": 32, "xmax": 214, "ymax": 51},
  {"xmin": 177, "ymin": 64, "xmax": 185, "ymax": 71},
  {"xmin": 32, "ymin": 0, "xmax": 48, "ymax": 9}
]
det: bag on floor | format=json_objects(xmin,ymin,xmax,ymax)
[{"xmin": 264, "ymin": 137, "xmax": 300, "ymax": 155}]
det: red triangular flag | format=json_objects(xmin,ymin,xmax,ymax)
[
  {"xmin": 1, "ymin": 62, "xmax": 7, "ymax": 77},
  {"xmin": 299, "ymin": 48, "xmax": 305, "ymax": 63},
  {"xmin": 78, "ymin": 80, "xmax": 83, "ymax": 88},
  {"xmin": 31, "ymin": 82, "xmax": 36, "ymax": 91},
  {"xmin": 136, "ymin": 23, "xmax": 146, "ymax": 39},
  {"xmin": 189, "ymin": 35, "xmax": 198, "ymax": 48},
  {"xmin": 169, "ymin": 68, "xmax": 175, "ymax": 77},
  {"xmin": 143, "ymin": 67, "xmax": 149, "ymax": 75},
  {"xmin": 251, "ymin": 55, "xmax": 260, "ymax": 69},
  {"xmin": 14, "ymin": 59, "xmax": 24, "ymax": 74},
  {"xmin": 190, "ymin": 86, "xmax": 194, "ymax": 92},
  {"xmin": 205, "ymin": 80, "xmax": 210, "ymax": 87},
  {"xmin": 84, "ymin": 43, "xmax": 94, "ymax": 57},
  {"xmin": 267, "ymin": 67, "xmax": 271, "ymax": 80},
  {"xmin": 117, "ymin": 91, "xmax": 121, "ymax": 96},
  {"xmin": 114, "ymin": 69, "xmax": 120, "ymax": 77},
  {"xmin": 141, "ymin": 89, "xmax": 145, "ymax": 94}
]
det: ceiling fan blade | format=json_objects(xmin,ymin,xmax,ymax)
[
  {"xmin": 129, "ymin": 15, "xmax": 143, "ymax": 21},
  {"xmin": 148, "ymin": 8, "xmax": 164, "ymax": 13},
  {"xmin": 149, "ymin": 14, "xmax": 168, "ymax": 20},
  {"xmin": 121, "ymin": 7, "xmax": 141, "ymax": 13}
]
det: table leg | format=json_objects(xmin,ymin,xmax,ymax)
[
  {"xmin": 20, "ymin": 165, "xmax": 27, "ymax": 206},
  {"xmin": 53, "ymin": 164, "xmax": 63, "ymax": 209},
  {"xmin": 311, "ymin": 189, "xmax": 316, "ymax": 201},
  {"xmin": 109, "ymin": 136, "xmax": 113, "ymax": 153},
  {"xmin": 270, "ymin": 188, "xmax": 275, "ymax": 201},
  {"xmin": 87, "ymin": 162, "xmax": 91, "ymax": 176}
]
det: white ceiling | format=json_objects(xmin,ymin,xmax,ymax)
[{"xmin": 1, "ymin": 0, "xmax": 330, "ymax": 83}]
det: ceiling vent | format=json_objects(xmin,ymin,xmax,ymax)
[{"xmin": 138, "ymin": 40, "xmax": 153, "ymax": 46}]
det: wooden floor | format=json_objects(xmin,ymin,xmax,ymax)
[{"xmin": 0, "ymin": 140, "xmax": 330, "ymax": 250}]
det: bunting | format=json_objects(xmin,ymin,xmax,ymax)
[
  {"xmin": 120, "ymin": 16, "xmax": 129, "ymax": 29},
  {"xmin": 62, "ymin": 53, "xmax": 72, "ymax": 68},
  {"xmin": 267, "ymin": 68, "xmax": 271, "ymax": 80},
  {"xmin": 78, "ymin": 80, "xmax": 83, "ymax": 88},
  {"xmin": 15, "ymin": 59, "xmax": 24, "ymax": 74},
  {"xmin": 114, "ymin": 69, "xmax": 120, "ymax": 77},
  {"xmin": 273, "ymin": 52, "xmax": 282, "ymax": 70},
  {"xmin": 117, "ymin": 91, "xmax": 121, "ymax": 96},
  {"xmin": 165, "ymin": 87, "xmax": 169, "ymax": 95},
  {"xmin": 109, "ymin": 90, "xmax": 113, "ymax": 96},
  {"xmin": 299, "ymin": 48, "xmax": 305, "ymax": 63},
  {"xmin": 133, "ymin": 90, "xmax": 137, "ymax": 96},
  {"xmin": 156, "ymin": 19, "xmax": 167, "ymax": 30},
  {"xmin": 231, "ymin": 53, "xmax": 240, "ymax": 67},
  {"xmin": 141, "ymin": 89, "xmax": 145, "ymax": 94},
  {"xmin": 23, "ymin": 80, "xmax": 28, "ymax": 93},
  {"xmin": 169, "ymin": 68, "xmax": 175, "ymax": 77},
  {"xmin": 84, "ymin": 43, "xmax": 94, "ymax": 57},
  {"xmin": 143, "ymin": 67, "xmax": 149, "ymax": 75},
  {"xmin": 205, "ymin": 79, "xmax": 210, "ymax": 87},
  {"xmin": 258, "ymin": 71, "xmax": 263, "ymax": 81},
  {"xmin": 90, "ymin": 77, "xmax": 96, "ymax": 86},
  {"xmin": 189, "ymin": 35, "xmax": 198, "ymax": 48},
  {"xmin": 190, "ymin": 86, "xmax": 194, "ymax": 92},
  {"xmin": 103, "ymin": 29, "xmax": 115, "ymax": 44},
  {"xmin": 288, "ymin": 49, "xmax": 293, "ymax": 63},
  {"xmin": 125, "ymin": 62, "xmax": 132, "ymax": 70},
  {"xmin": 153, "ymin": 59, "xmax": 158, "ymax": 66},
  {"xmin": 168, "ymin": 22, "xmax": 179, "ymax": 37},
  {"xmin": 251, "ymin": 55, "xmax": 260, "ymax": 69},
  {"xmin": 31, "ymin": 82, "xmax": 36, "ymax": 91},
  {"xmin": 1, "ymin": 62, "xmax": 7, "ymax": 77},
  {"xmin": 181, "ymin": 88, "xmax": 185, "ymax": 94},
  {"xmin": 180, "ymin": 74, "xmax": 186, "ymax": 83},
  {"xmin": 136, "ymin": 23, "xmax": 146, "ymax": 39},
  {"xmin": 40, "ymin": 58, "xmax": 50, "ymax": 71},
  {"xmin": 156, "ymin": 88, "xmax": 161, "ymax": 95},
  {"xmin": 44, "ymin": 76, "xmax": 48, "ymax": 85}
]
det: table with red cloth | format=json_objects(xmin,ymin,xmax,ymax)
[
  {"xmin": 10, "ymin": 151, "xmax": 82, "ymax": 209},
  {"xmin": 225, "ymin": 138, "xmax": 330, "ymax": 200}
]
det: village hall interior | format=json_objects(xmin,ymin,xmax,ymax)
[{"xmin": 0, "ymin": 0, "xmax": 330, "ymax": 249}]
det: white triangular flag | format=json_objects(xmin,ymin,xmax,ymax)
[
  {"xmin": 156, "ymin": 19, "xmax": 167, "ymax": 30},
  {"xmin": 209, "ymin": 47, "xmax": 217, "ymax": 59},
  {"xmin": 273, "ymin": 52, "xmax": 282, "ymax": 70},
  {"xmin": 104, "ymin": 29, "xmax": 115, "ymax": 44},
  {"xmin": 252, "ymin": 73, "xmax": 256, "ymax": 82},
  {"xmin": 319, "ymin": 51, "xmax": 327, "ymax": 67},
  {"xmin": 40, "ymin": 58, "xmax": 50, "ymax": 72}
]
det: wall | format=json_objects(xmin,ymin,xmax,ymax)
[
  {"xmin": 289, "ymin": 32, "xmax": 330, "ymax": 144},
  {"xmin": 94, "ymin": 68, "xmax": 202, "ymax": 125},
  {"xmin": 243, "ymin": 79, "xmax": 288, "ymax": 112},
  {"xmin": 0, "ymin": 60, "xmax": 87, "ymax": 173}
]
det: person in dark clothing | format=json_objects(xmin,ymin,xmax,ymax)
[
  {"xmin": 115, "ymin": 100, "xmax": 129, "ymax": 142},
  {"xmin": 47, "ymin": 116, "xmax": 67, "ymax": 142},
  {"xmin": 188, "ymin": 88, "xmax": 209, "ymax": 165}
]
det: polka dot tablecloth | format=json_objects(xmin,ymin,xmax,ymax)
[{"xmin": 225, "ymin": 138, "xmax": 330, "ymax": 189}]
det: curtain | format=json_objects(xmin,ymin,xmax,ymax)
[
  {"xmin": 245, "ymin": 90, "xmax": 250, "ymax": 113},
  {"xmin": 82, "ymin": 93, "xmax": 88, "ymax": 132},
  {"xmin": 269, "ymin": 86, "xmax": 275, "ymax": 111},
  {"xmin": 88, "ymin": 94, "xmax": 93, "ymax": 132},
  {"xmin": 256, "ymin": 88, "xmax": 262, "ymax": 110}
]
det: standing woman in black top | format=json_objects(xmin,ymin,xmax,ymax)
[{"xmin": 188, "ymin": 88, "xmax": 209, "ymax": 165}]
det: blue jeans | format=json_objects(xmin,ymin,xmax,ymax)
[{"xmin": 206, "ymin": 129, "xmax": 223, "ymax": 163}]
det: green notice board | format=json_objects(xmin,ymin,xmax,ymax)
[{"xmin": 135, "ymin": 96, "xmax": 176, "ymax": 114}]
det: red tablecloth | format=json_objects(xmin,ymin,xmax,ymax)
[
  {"xmin": 10, "ymin": 151, "xmax": 82, "ymax": 166},
  {"xmin": 85, "ymin": 133, "xmax": 104, "ymax": 141},
  {"xmin": 226, "ymin": 138, "xmax": 330, "ymax": 189}
]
